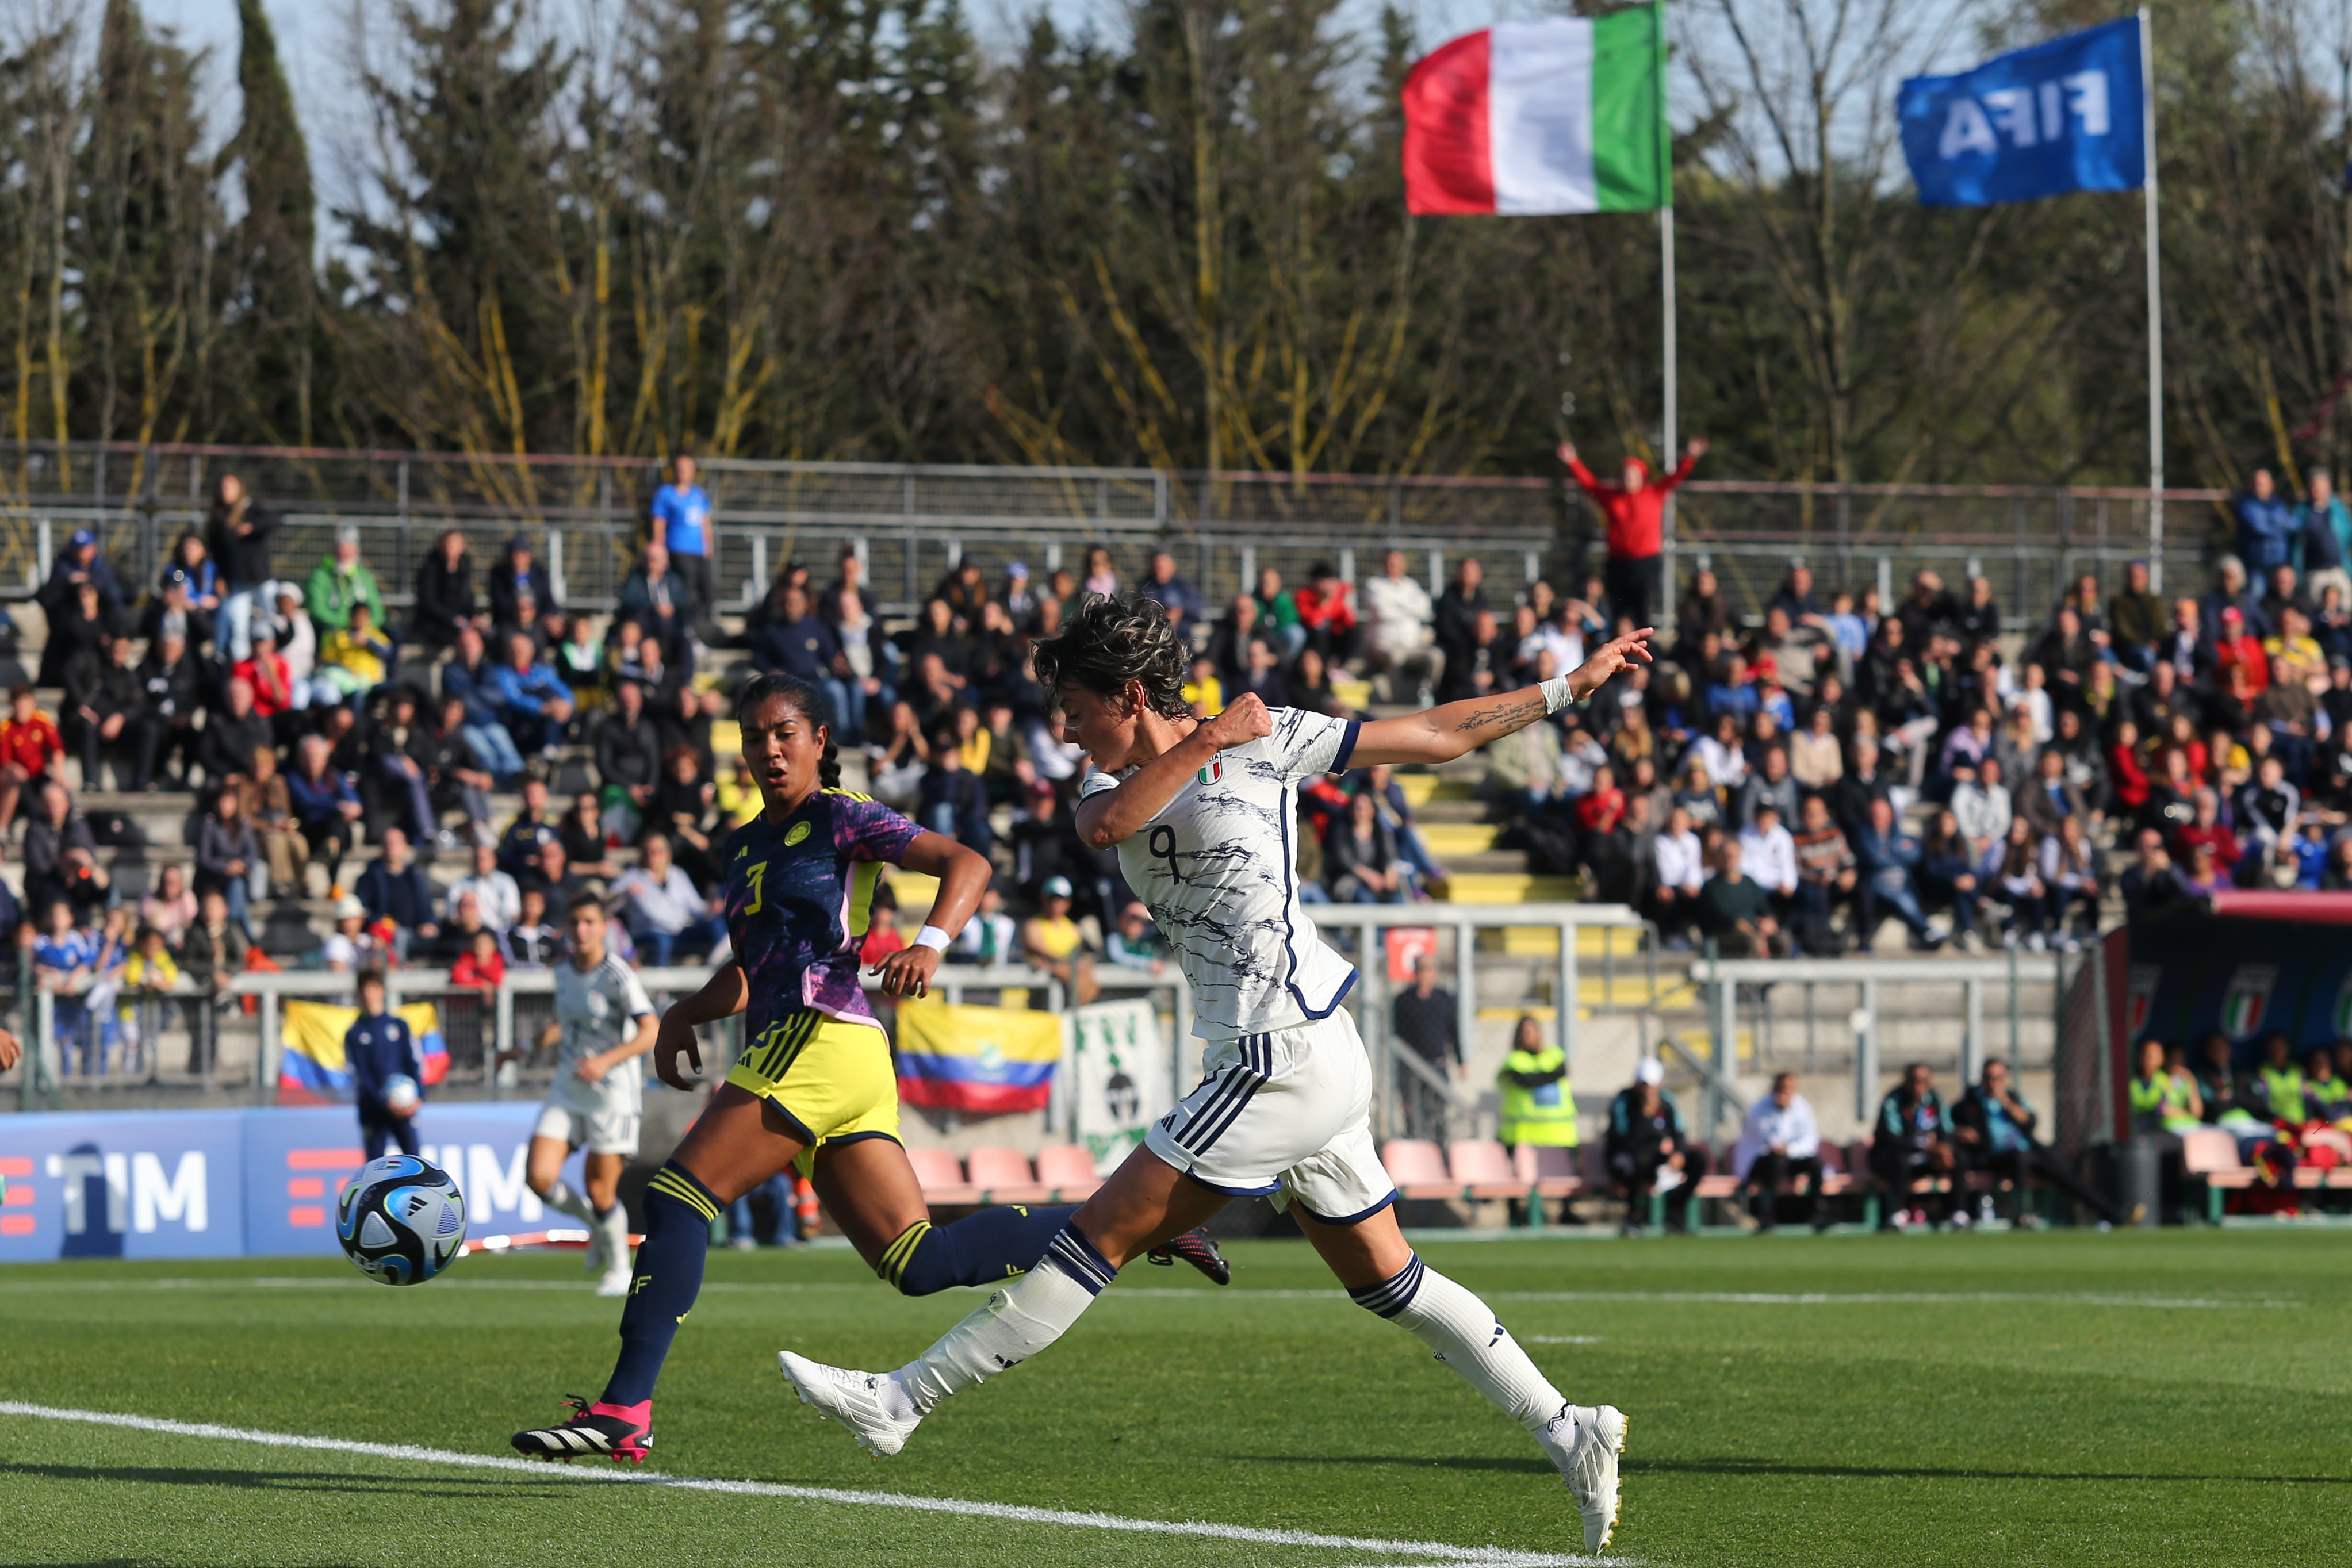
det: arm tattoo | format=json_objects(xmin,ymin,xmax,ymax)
[{"xmin": 1454, "ymin": 694, "xmax": 1547, "ymax": 734}]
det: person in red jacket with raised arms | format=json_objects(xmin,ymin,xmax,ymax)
[{"xmin": 1560, "ymin": 436, "xmax": 1709, "ymax": 634}]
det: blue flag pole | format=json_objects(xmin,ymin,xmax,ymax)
[{"xmin": 2140, "ymin": 7, "xmax": 2164, "ymax": 589}]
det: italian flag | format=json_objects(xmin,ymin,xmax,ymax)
[{"xmin": 1401, "ymin": 7, "xmax": 1671, "ymax": 216}]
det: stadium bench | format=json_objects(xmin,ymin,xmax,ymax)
[
  {"xmin": 2179, "ymin": 1129, "xmax": 2257, "ymax": 1222},
  {"xmin": 1380, "ymin": 1140, "xmax": 1468, "ymax": 1202},
  {"xmin": 907, "ymin": 1145, "xmax": 981, "ymax": 1207},
  {"xmin": 1510, "ymin": 1144, "xmax": 1584, "ymax": 1203},
  {"xmin": 1446, "ymin": 1140, "xmax": 1533, "ymax": 1202},
  {"xmin": 1850, "ymin": 1140, "xmax": 1957, "ymax": 1229},
  {"xmin": 966, "ymin": 1146, "xmax": 1053, "ymax": 1205},
  {"xmin": 1034, "ymin": 1144, "xmax": 1105, "ymax": 1202}
]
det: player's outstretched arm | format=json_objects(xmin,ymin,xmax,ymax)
[
  {"xmin": 872, "ymin": 831, "xmax": 992, "ymax": 999},
  {"xmin": 1350, "ymin": 628, "xmax": 1654, "ymax": 768},
  {"xmin": 1075, "ymin": 695, "xmax": 1273, "ymax": 850},
  {"xmin": 653, "ymin": 963, "xmax": 750, "ymax": 1090}
]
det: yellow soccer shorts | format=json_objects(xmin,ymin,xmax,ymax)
[{"xmin": 723, "ymin": 1011, "xmax": 901, "ymax": 1178}]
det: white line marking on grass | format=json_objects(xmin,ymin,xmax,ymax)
[
  {"xmin": 1527, "ymin": 1337, "xmax": 1604, "ymax": 1344},
  {"xmin": 0, "ymin": 1402, "xmax": 1614, "ymax": 1568}
]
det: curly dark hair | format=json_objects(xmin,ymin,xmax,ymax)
[
  {"xmin": 1032, "ymin": 592, "xmax": 1189, "ymax": 719},
  {"xmin": 733, "ymin": 672, "xmax": 842, "ymax": 789}
]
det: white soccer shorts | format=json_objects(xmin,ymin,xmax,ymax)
[
  {"xmin": 533, "ymin": 1102, "xmax": 642, "ymax": 1158},
  {"xmin": 1144, "ymin": 1007, "xmax": 1396, "ymax": 1224}
]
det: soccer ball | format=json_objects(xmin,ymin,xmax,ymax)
[
  {"xmin": 338, "ymin": 1154, "xmax": 466, "ymax": 1286},
  {"xmin": 383, "ymin": 1074, "xmax": 422, "ymax": 1114}
]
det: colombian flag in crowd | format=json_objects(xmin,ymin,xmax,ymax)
[
  {"xmin": 894, "ymin": 997, "xmax": 1066, "ymax": 1115},
  {"xmin": 278, "ymin": 1000, "xmax": 449, "ymax": 1105}
]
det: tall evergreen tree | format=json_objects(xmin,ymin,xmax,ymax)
[{"xmin": 224, "ymin": 0, "xmax": 317, "ymax": 444}]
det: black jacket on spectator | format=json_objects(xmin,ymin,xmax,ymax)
[
  {"xmin": 656, "ymin": 700, "xmax": 714, "ymax": 781},
  {"xmin": 618, "ymin": 565, "xmax": 694, "ymax": 650},
  {"xmin": 194, "ymin": 812, "xmax": 261, "ymax": 893},
  {"xmin": 37, "ymin": 554, "xmax": 127, "ymax": 619},
  {"xmin": 593, "ymin": 710, "xmax": 664, "ymax": 795},
  {"xmin": 137, "ymin": 646, "xmax": 204, "ymax": 727},
  {"xmin": 207, "ymin": 503, "xmax": 281, "ymax": 589},
  {"xmin": 413, "ymin": 554, "xmax": 478, "ymax": 645},
  {"xmin": 489, "ymin": 559, "xmax": 560, "ymax": 624},
  {"xmin": 35, "ymin": 591, "xmax": 114, "ymax": 688},
  {"xmin": 357, "ymin": 859, "xmax": 438, "ymax": 931},
  {"xmin": 196, "ymin": 708, "xmax": 274, "ymax": 785}
]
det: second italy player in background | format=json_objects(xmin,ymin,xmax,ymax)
[{"xmin": 512, "ymin": 670, "xmax": 1225, "ymax": 1463}]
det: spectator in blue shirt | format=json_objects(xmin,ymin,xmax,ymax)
[
  {"xmin": 2234, "ymin": 468, "xmax": 2299, "ymax": 578},
  {"xmin": 489, "ymin": 630, "xmax": 574, "ymax": 754},
  {"xmin": 1136, "ymin": 550, "xmax": 1203, "ymax": 630},
  {"xmin": 648, "ymin": 454, "xmax": 715, "ymax": 618},
  {"xmin": 1953, "ymin": 1057, "xmax": 2128, "ymax": 1226},
  {"xmin": 288, "ymin": 733, "xmax": 362, "ymax": 884},
  {"xmin": 346, "ymin": 969, "xmax": 422, "ymax": 1159},
  {"xmin": 2300, "ymin": 466, "xmax": 2352, "ymax": 596},
  {"xmin": 438, "ymin": 624, "xmax": 524, "ymax": 783},
  {"xmin": 750, "ymin": 584, "xmax": 853, "ymax": 734},
  {"xmin": 1854, "ymin": 795, "xmax": 1940, "ymax": 952},
  {"xmin": 355, "ymin": 827, "xmax": 440, "ymax": 956}
]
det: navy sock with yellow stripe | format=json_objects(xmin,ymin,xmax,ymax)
[
  {"xmin": 876, "ymin": 1205, "xmax": 1077, "ymax": 1297},
  {"xmin": 602, "ymin": 1161, "xmax": 720, "ymax": 1407}
]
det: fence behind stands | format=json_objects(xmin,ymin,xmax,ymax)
[{"xmin": 1, "ymin": 441, "xmax": 2225, "ymax": 627}]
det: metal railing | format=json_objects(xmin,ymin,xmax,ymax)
[
  {"xmin": 1, "ymin": 440, "xmax": 2232, "ymax": 628},
  {"xmin": 1697, "ymin": 950, "xmax": 2073, "ymax": 1141}
]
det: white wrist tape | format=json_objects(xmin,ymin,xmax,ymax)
[
  {"xmin": 913, "ymin": 925, "xmax": 952, "ymax": 952},
  {"xmin": 1541, "ymin": 675, "xmax": 1580, "ymax": 715}
]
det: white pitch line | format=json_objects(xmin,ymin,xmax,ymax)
[{"xmin": 0, "ymin": 1402, "xmax": 1611, "ymax": 1568}]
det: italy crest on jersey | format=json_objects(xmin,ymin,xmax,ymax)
[
  {"xmin": 2220, "ymin": 964, "xmax": 2279, "ymax": 1040},
  {"xmin": 1197, "ymin": 760, "xmax": 1222, "ymax": 787}
]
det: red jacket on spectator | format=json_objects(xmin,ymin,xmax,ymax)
[
  {"xmin": 2171, "ymin": 821, "xmax": 2242, "ymax": 870},
  {"xmin": 1565, "ymin": 454, "xmax": 1698, "ymax": 561},
  {"xmin": 2108, "ymin": 742, "xmax": 2150, "ymax": 810},
  {"xmin": 1573, "ymin": 784, "xmax": 1626, "ymax": 836},
  {"xmin": 233, "ymin": 651, "xmax": 295, "ymax": 716},
  {"xmin": 451, "ymin": 946, "xmax": 507, "ymax": 990},
  {"xmin": 1293, "ymin": 581, "xmax": 1357, "ymax": 634},
  {"xmin": 0, "ymin": 711, "xmax": 63, "ymax": 776},
  {"xmin": 2215, "ymin": 622, "xmax": 2269, "ymax": 696}
]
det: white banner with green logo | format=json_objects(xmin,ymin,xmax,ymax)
[{"xmin": 1070, "ymin": 999, "xmax": 1174, "ymax": 1175}]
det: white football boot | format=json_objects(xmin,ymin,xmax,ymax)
[
  {"xmin": 1539, "ymin": 1401, "xmax": 1627, "ymax": 1555},
  {"xmin": 777, "ymin": 1350, "xmax": 923, "ymax": 1457}
]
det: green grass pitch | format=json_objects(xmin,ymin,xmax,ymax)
[{"xmin": 2, "ymin": 1229, "xmax": 2346, "ymax": 1566}]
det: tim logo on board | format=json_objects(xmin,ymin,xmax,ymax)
[
  {"xmin": 2221, "ymin": 965, "xmax": 2280, "ymax": 1041},
  {"xmin": 0, "ymin": 1110, "xmax": 243, "ymax": 1262},
  {"xmin": 1898, "ymin": 17, "xmax": 2147, "ymax": 208}
]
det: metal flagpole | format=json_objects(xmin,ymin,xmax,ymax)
[
  {"xmin": 1657, "ymin": 1, "xmax": 1679, "ymax": 613},
  {"xmin": 2141, "ymin": 6, "xmax": 2164, "ymax": 591},
  {"xmin": 1661, "ymin": 206, "xmax": 1679, "ymax": 603}
]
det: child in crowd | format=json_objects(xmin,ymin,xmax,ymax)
[
  {"xmin": 507, "ymin": 887, "xmax": 561, "ymax": 968},
  {"xmin": 32, "ymin": 901, "xmax": 97, "ymax": 1075}
]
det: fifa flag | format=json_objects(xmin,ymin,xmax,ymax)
[
  {"xmin": 1898, "ymin": 17, "xmax": 2147, "ymax": 206},
  {"xmin": 894, "ymin": 996, "xmax": 1067, "ymax": 1115},
  {"xmin": 1401, "ymin": 9, "xmax": 1669, "ymax": 216},
  {"xmin": 278, "ymin": 1000, "xmax": 448, "ymax": 1105}
]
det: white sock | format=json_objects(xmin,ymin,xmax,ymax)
[
  {"xmin": 541, "ymin": 1180, "xmax": 597, "ymax": 1226},
  {"xmin": 596, "ymin": 1203, "xmax": 631, "ymax": 1264},
  {"xmin": 1353, "ymin": 1255, "xmax": 1573, "ymax": 1439},
  {"xmin": 892, "ymin": 1226, "xmax": 1112, "ymax": 1416}
]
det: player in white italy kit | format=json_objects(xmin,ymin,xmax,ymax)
[
  {"xmin": 783, "ymin": 595, "xmax": 1654, "ymax": 1554},
  {"xmin": 503, "ymin": 895, "xmax": 658, "ymax": 1295}
]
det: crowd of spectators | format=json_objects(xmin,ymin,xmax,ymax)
[
  {"xmin": 20, "ymin": 450, "xmax": 2352, "ymax": 1076},
  {"xmin": 1476, "ymin": 467, "xmax": 2352, "ymax": 957}
]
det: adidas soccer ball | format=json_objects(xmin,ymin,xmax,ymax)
[
  {"xmin": 382, "ymin": 1074, "xmax": 422, "ymax": 1114},
  {"xmin": 338, "ymin": 1154, "xmax": 467, "ymax": 1286}
]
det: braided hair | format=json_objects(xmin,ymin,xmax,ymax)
[
  {"xmin": 734, "ymin": 671, "xmax": 842, "ymax": 789},
  {"xmin": 1032, "ymin": 591, "xmax": 1190, "ymax": 719}
]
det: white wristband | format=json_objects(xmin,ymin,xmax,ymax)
[
  {"xmin": 913, "ymin": 925, "xmax": 952, "ymax": 952},
  {"xmin": 1541, "ymin": 675, "xmax": 1580, "ymax": 715}
]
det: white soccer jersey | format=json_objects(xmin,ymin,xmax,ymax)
[
  {"xmin": 1079, "ymin": 707, "xmax": 1361, "ymax": 1040},
  {"xmin": 546, "ymin": 953, "xmax": 656, "ymax": 1116}
]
